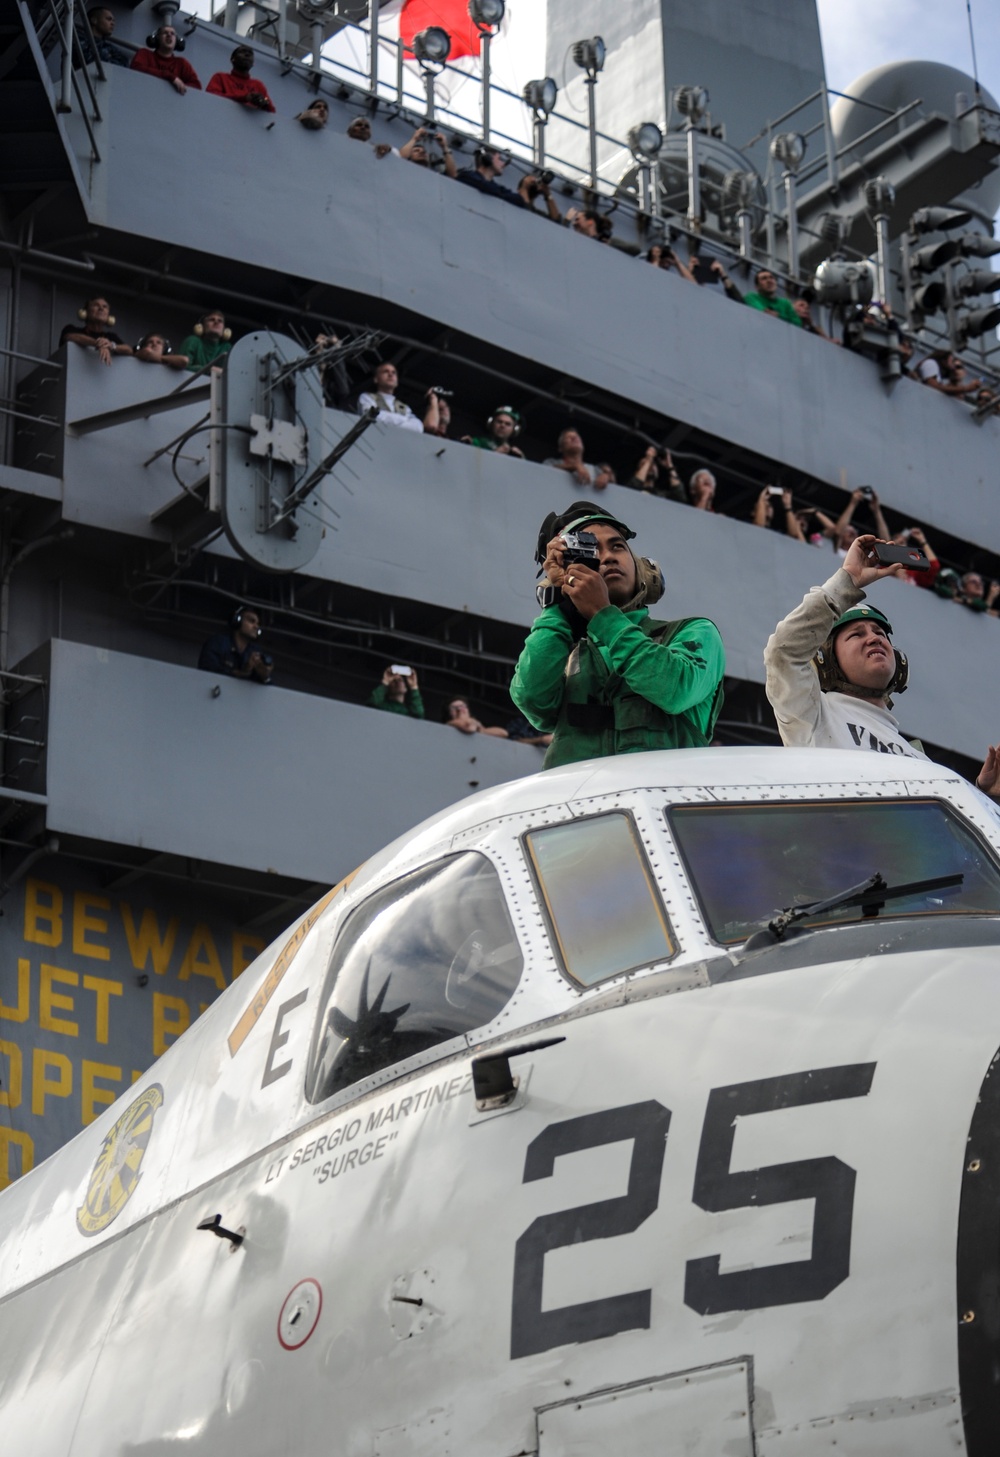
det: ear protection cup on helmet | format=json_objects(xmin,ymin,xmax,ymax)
[
  {"xmin": 487, "ymin": 405, "xmax": 521, "ymax": 436},
  {"xmin": 814, "ymin": 637, "xmax": 908, "ymax": 703},
  {"xmin": 147, "ymin": 25, "xmax": 185, "ymax": 49},
  {"xmin": 79, "ymin": 305, "xmax": 116, "ymax": 325},
  {"xmin": 193, "ymin": 316, "xmax": 232, "ymax": 339}
]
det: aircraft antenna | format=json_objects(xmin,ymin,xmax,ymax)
[{"xmin": 966, "ymin": 0, "xmax": 981, "ymax": 95}]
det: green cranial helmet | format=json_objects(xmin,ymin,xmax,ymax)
[
  {"xmin": 814, "ymin": 602, "xmax": 908, "ymax": 701},
  {"xmin": 534, "ymin": 501, "xmax": 664, "ymax": 613}
]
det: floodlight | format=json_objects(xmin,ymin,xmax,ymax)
[
  {"xmin": 468, "ymin": 0, "xmax": 504, "ymax": 26},
  {"xmin": 523, "ymin": 77, "xmax": 557, "ymax": 117},
  {"xmin": 412, "ymin": 26, "xmax": 451, "ymax": 65},
  {"xmin": 818, "ymin": 212, "xmax": 849, "ymax": 249},
  {"xmin": 911, "ymin": 281, "xmax": 946, "ymax": 314},
  {"xmin": 863, "ymin": 176, "xmax": 895, "ymax": 215},
  {"xmin": 954, "ymin": 234, "xmax": 1000, "ymax": 259},
  {"xmin": 572, "ymin": 37, "xmax": 605, "ymax": 188},
  {"xmin": 956, "ymin": 269, "xmax": 1000, "ymax": 298},
  {"xmin": 770, "ymin": 131, "xmax": 806, "ymax": 172},
  {"xmin": 673, "ymin": 85, "xmax": 708, "ymax": 122},
  {"xmin": 960, "ymin": 302, "xmax": 1000, "ymax": 339},
  {"xmin": 813, "ymin": 256, "xmax": 874, "ymax": 307},
  {"xmin": 910, "ymin": 238, "xmax": 960, "ymax": 274},
  {"xmin": 571, "ymin": 36, "xmax": 605, "ymax": 75},
  {"xmin": 627, "ymin": 122, "xmax": 663, "ymax": 160},
  {"xmin": 910, "ymin": 206, "xmax": 972, "ymax": 233},
  {"xmin": 723, "ymin": 169, "xmax": 756, "ymax": 207}
]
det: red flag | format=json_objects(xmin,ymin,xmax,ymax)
[{"xmin": 399, "ymin": 0, "xmax": 483, "ymax": 63}]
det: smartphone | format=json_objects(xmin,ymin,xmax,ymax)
[
  {"xmin": 690, "ymin": 257, "xmax": 716, "ymax": 285},
  {"xmin": 872, "ymin": 543, "xmax": 930, "ymax": 571},
  {"xmin": 767, "ymin": 485, "xmax": 784, "ymax": 497},
  {"xmin": 391, "ymin": 664, "xmax": 412, "ymax": 676},
  {"xmin": 859, "ymin": 485, "xmax": 875, "ymax": 500}
]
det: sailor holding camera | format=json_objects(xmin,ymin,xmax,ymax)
[
  {"xmin": 511, "ymin": 502, "xmax": 725, "ymax": 769},
  {"xmin": 765, "ymin": 534, "xmax": 1000, "ymax": 796}
]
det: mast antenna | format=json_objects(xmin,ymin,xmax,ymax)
[{"xmin": 965, "ymin": 0, "xmax": 981, "ymax": 95}]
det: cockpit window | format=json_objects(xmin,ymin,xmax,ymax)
[
  {"xmin": 667, "ymin": 799, "xmax": 1000, "ymax": 945},
  {"xmin": 524, "ymin": 812, "xmax": 675, "ymax": 986},
  {"xmin": 305, "ymin": 853, "xmax": 522, "ymax": 1104}
]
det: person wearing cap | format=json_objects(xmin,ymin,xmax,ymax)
[
  {"xmin": 510, "ymin": 502, "xmax": 725, "ymax": 769},
  {"xmin": 764, "ymin": 536, "xmax": 1000, "ymax": 797},
  {"xmin": 463, "ymin": 407, "xmax": 524, "ymax": 457},
  {"xmin": 765, "ymin": 538, "xmax": 924, "ymax": 757}
]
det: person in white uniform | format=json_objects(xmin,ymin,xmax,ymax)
[
  {"xmin": 765, "ymin": 533, "xmax": 1000, "ymax": 795},
  {"xmin": 357, "ymin": 361, "xmax": 425, "ymax": 433}
]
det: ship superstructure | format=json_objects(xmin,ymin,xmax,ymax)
[{"xmin": 0, "ymin": 0, "xmax": 998, "ymax": 1182}]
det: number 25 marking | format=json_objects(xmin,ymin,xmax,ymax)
[{"xmin": 510, "ymin": 1063, "xmax": 876, "ymax": 1360}]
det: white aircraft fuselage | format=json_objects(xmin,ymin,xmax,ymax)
[{"xmin": 1, "ymin": 747, "xmax": 998, "ymax": 1456}]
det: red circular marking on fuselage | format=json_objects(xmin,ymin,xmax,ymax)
[{"xmin": 277, "ymin": 1277, "xmax": 323, "ymax": 1350}]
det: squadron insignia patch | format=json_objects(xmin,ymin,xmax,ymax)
[{"xmin": 76, "ymin": 1084, "xmax": 164, "ymax": 1237}]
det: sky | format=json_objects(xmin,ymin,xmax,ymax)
[{"xmin": 816, "ymin": 0, "xmax": 997, "ymax": 100}]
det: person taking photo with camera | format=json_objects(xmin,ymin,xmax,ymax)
[
  {"xmin": 764, "ymin": 535, "xmax": 1000, "ymax": 797},
  {"xmin": 370, "ymin": 666, "xmax": 424, "ymax": 719},
  {"xmin": 511, "ymin": 502, "xmax": 725, "ymax": 769}
]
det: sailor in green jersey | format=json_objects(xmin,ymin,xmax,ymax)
[{"xmin": 511, "ymin": 502, "xmax": 725, "ymax": 769}]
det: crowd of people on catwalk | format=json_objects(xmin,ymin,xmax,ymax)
[
  {"xmin": 59, "ymin": 287, "xmax": 1000, "ymax": 638},
  {"xmin": 84, "ymin": 2, "xmax": 999, "ymax": 417}
]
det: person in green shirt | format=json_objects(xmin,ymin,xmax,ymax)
[
  {"xmin": 370, "ymin": 666, "xmax": 424, "ymax": 718},
  {"xmin": 510, "ymin": 502, "xmax": 725, "ymax": 769},
  {"xmin": 743, "ymin": 268, "xmax": 802, "ymax": 326},
  {"xmin": 463, "ymin": 406, "xmax": 525, "ymax": 458},
  {"xmin": 180, "ymin": 309, "xmax": 233, "ymax": 371}
]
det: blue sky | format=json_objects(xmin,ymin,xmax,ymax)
[{"xmin": 817, "ymin": 0, "xmax": 996, "ymax": 100}]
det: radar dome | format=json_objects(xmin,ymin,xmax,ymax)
[{"xmin": 831, "ymin": 61, "xmax": 1000, "ymax": 222}]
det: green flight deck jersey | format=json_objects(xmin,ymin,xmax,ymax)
[{"xmin": 511, "ymin": 603, "xmax": 725, "ymax": 769}]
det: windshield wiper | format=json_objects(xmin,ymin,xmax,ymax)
[{"xmin": 743, "ymin": 870, "xmax": 965, "ymax": 950}]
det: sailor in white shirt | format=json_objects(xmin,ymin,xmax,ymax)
[
  {"xmin": 357, "ymin": 361, "xmax": 425, "ymax": 433},
  {"xmin": 765, "ymin": 533, "xmax": 1000, "ymax": 796}
]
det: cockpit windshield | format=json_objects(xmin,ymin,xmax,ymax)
[
  {"xmin": 305, "ymin": 853, "xmax": 522, "ymax": 1104},
  {"xmin": 667, "ymin": 799, "xmax": 1000, "ymax": 946}
]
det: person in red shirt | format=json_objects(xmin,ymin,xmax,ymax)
[
  {"xmin": 130, "ymin": 25, "xmax": 201, "ymax": 94},
  {"xmin": 206, "ymin": 45, "xmax": 275, "ymax": 112}
]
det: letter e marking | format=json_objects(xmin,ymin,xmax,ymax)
[{"xmin": 261, "ymin": 989, "xmax": 308, "ymax": 1089}]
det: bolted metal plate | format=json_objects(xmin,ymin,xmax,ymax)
[{"xmin": 221, "ymin": 331, "xmax": 327, "ymax": 574}]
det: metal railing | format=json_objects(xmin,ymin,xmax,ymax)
[
  {"xmin": 22, "ymin": 0, "xmax": 105, "ymax": 161},
  {"xmin": 14, "ymin": 4, "xmax": 999, "ymax": 388}
]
